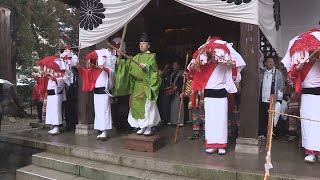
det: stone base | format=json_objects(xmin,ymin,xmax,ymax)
[
  {"xmin": 75, "ymin": 124, "xmax": 95, "ymax": 135},
  {"xmin": 123, "ymin": 134, "xmax": 167, "ymax": 152},
  {"xmin": 29, "ymin": 122, "xmax": 46, "ymax": 129},
  {"xmin": 235, "ymin": 138, "xmax": 259, "ymax": 154}
]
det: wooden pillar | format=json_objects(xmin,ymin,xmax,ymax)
[
  {"xmin": 0, "ymin": 6, "xmax": 13, "ymax": 81},
  {"xmin": 235, "ymin": 23, "xmax": 260, "ymax": 154},
  {"xmin": 75, "ymin": 46, "xmax": 95, "ymax": 135}
]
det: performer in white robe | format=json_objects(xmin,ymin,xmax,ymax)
[
  {"xmin": 189, "ymin": 37, "xmax": 245, "ymax": 155},
  {"xmin": 84, "ymin": 48, "xmax": 116, "ymax": 140},
  {"xmin": 282, "ymin": 29, "xmax": 320, "ymax": 163},
  {"xmin": 282, "ymin": 51, "xmax": 320, "ymax": 162},
  {"xmin": 46, "ymin": 75, "xmax": 65, "ymax": 135}
]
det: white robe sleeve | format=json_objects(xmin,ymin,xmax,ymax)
[
  {"xmin": 106, "ymin": 55, "xmax": 116, "ymax": 90},
  {"xmin": 55, "ymin": 78, "xmax": 65, "ymax": 94},
  {"xmin": 225, "ymin": 67, "xmax": 238, "ymax": 94},
  {"xmin": 70, "ymin": 54, "xmax": 79, "ymax": 67},
  {"xmin": 234, "ymin": 71, "xmax": 242, "ymax": 84}
]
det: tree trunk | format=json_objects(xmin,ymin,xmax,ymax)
[
  {"xmin": 0, "ymin": 6, "xmax": 13, "ymax": 81},
  {"xmin": 0, "ymin": 6, "xmax": 28, "ymax": 118}
]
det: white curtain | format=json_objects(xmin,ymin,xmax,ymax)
[
  {"xmin": 259, "ymin": 0, "xmax": 320, "ymax": 57},
  {"xmin": 174, "ymin": 0, "xmax": 258, "ymax": 25},
  {"xmin": 258, "ymin": 0, "xmax": 281, "ymax": 55},
  {"xmin": 79, "ymin": 0, "xmax": 150, "ymax": 49},
  {"xmin": 79, "ymin": 0, "xmax": 259, "ymax": 49}
]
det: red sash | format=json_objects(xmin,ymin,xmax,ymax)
[
  {"xmin": 191, "ymin": 61, "xmax": 217, "ymax": 91},
  {"xmin": 78, "ymin": 66, "xmax": 103, "ymax": 92},
  {"xmin": 288, "ymin": 61, "xmax": 315, "ymax": 94}
]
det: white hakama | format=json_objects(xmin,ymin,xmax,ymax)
[
  {"xmin": 45, "ymin": 79, "xmax": 64, "ymax": 126},
  {"xmin": 94, "ymin": 93, "xmax": 112, "ymax": 131},
  {"xmin": 46, "ymin": 94, "xmax": 63, "ymax": 125},
  {"xmin": 204, "ymin": 97, "xmax": 228, "ymax": 145},
  {"xmin": 300, "ymin": 94, "xmax": 320, "ymax": 152},
  {"xmin": 128, "ymin": 99, "xmax": 161, "ymax": 128},
  {"xmin": 92, "ymin": 50, "xmax": 115, "ymax": 132}
]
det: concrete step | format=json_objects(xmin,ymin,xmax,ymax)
[
  {"xmin": 16, "ymin": 165, "xmax": 92, "ymax": 180},
  {"xmin": 32, "ymin": 152, "xmax": 199, "ymax": 180}
]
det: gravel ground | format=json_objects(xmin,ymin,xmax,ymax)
[
  {"xmin": 0, "ymin": 107, "xmax": 38, "ymax": 134},
  {"xmin": 0, "ymin": 116, "xmax": 38, "ymax": 134}
]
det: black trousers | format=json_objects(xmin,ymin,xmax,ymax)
[
  {"xmin": 258, "ymin": 101, "xmax": 270, "ymax": 136},
  {"xmin": 111, "ymin": 95, "xmax": 132, "ymax": 132},
  {"xmin": 65, "ymin": 84, "xmax": 78, "ymax": 130},
  {"xmin": 36, "ymin": 101, "xmax": 43, "ymax": 121},
  {"xmin": 156, "ymin": 93, "xmax": 170, "ymax": 129}
]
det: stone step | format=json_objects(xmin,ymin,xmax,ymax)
[
  {"xmin": 32, "ymin": 152, "xmax": 199, "ymax": 180},
  {"xmin": 16, "ymin": 165, "xmax": 92, "ymax": 180},
  {"xmin": 43, "ymin": 142, "xmax": 234, "ymax": 180}
]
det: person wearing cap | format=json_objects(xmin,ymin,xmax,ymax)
[
  {"xmin": 114, "ymin": 33, "xmax": 161, "ymax": 136},
  {"xmin": 77, "ymin": 47, "xmax": 116, "ymax": 140}
]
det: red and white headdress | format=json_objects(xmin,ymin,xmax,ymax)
[
  {"xmin": 283, "ymin": 29, "xmax": 320, "ymax": 70},
  {"xmin": 110, "ymin": 37, "xmax": 126, "ymax": 55},
  {"xmin": 37, "ymin": 56, "xmax": 65, "ymax": 77}
]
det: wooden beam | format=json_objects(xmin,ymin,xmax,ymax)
[
  {"xmin": 77, "ymin": 46, "xmax": 95, "ymax": 127},
  {"xmin": 238, "ymin": 23, "xmax": 260, "ymax": 138}
]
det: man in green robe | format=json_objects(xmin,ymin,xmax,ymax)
[{"xmin": 114, "ymin": 33, "xmax": 161, "ymax": 136}]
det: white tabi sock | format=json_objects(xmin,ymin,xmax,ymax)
[
  {"xmin": 143, "ymin": 126, "xmax": 152, "ymax": 135},
  {"xmin": 137, "ymin": 127, "xmax": 146, "ymax": 135},
  {"xmin": 100, "ymin": 131, "xmax": 107, "ymax": 137}
]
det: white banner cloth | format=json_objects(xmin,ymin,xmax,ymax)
[
  {"xmin": 79, "ymin": 0, "xmax": 258, "ymax": 49},
  {"xmin": 259, "ymin": 0, "xmax": 320, "ymax": 57},
  {"xmin": 175, "ymin": 0, "xmax": 258, "ymax": 25},
  {"xmin": 79, "ymin": 0, "xmax": 150, "ymax": 49}
]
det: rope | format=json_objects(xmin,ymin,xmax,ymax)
[{"xmin": 269, "ymin": 110, "xmax": 320, "ymax": 123}]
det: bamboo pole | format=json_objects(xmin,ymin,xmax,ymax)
[{"xmin": 173, "ymin": 53, "xmax": 189, "ymax": 144}]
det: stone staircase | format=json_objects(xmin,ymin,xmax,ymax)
[
  {"xmin": 16, "ymin": 152, "xmax": 199, "ymax": 180},
  {"xmin": 6, "ymin": 129, "xmax": 316, "ymax": 180}
]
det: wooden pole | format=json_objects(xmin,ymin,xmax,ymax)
[
  {"xmin": 264, "ymin": 94, "xmax": 275, "ymax": 180},
  {"xmin": 106, "ymin": 43, "xmax": 140, "ymax": 65},
  {"xmin": 116, "ymin": 24, "xmax": 128, "ymax": 64},
  {"xmin": 77, "ymin": 43, "xmax": 81, "ymax": 59},
  {"xmin": 173, "ymin": 53, "xmax": 189, "ymax": 144},
  {"xmin": 264, "ymin": 63, "xmax": 277, "ymax": 180}
]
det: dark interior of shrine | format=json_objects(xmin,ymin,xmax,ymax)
[{"xmin": 124, "ymin": 0, "xmax": 240, "ymax": 67}]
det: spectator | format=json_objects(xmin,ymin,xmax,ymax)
[
  {"xmin": 258, "ymin": 56, "xmax": 285, "ymax": 140},
  {"xmin": 32, "ymin": 82, "xmax": 43, "ymax": 123}
]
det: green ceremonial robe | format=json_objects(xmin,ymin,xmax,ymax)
[{"xmin": 114, "ymin": 53, "xmax": 161, "ymax": 119}]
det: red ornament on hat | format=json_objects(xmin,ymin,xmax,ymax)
[
  {"xmin": 85, "ymin": 51, "xmax": 99, "ymax": 64},
  {"xmin": 110, "ymin": 37, "xmax": 126, "ymax": 54},
  {"xmin": 65, "ymin": 45, "xmax": 71, "ymax": 50},
  {"xmin": 203, "ymin": 38, "xmax": 230, "ymax": 55}
]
